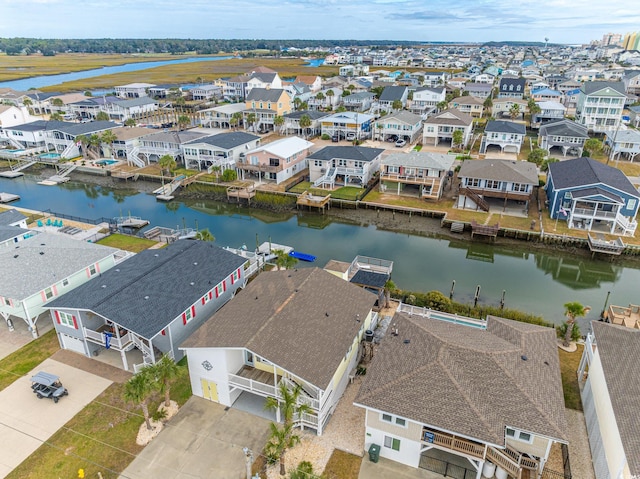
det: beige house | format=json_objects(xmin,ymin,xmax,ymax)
[
  {"xmin": 448, "ymin": 95, "xmax": 485, "ymax": 118},
  {"xmin": 355, "ymin": 308, "xmax": 568, "ymax": 479},
  {"xmin": 422, "ymin": 109, "xmax": 474, "ymax": 148}
]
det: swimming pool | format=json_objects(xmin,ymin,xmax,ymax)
[
  {"xmin": 7, "ymin": 149, "xmax": 25, "ymax": 154},
  {"xmin": 95, "ymin": 159, "xmax": 118, "ymax": 166},
  {"xmin": 39, "ymin": 153, "xmax": 61, "ymax": 160}
]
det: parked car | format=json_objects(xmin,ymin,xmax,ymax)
[
  {"xmin": 395, "ymin": 139, "xmax": 407, "ymax": 148},
  {"xmin": 346, "ymin": 132, "xmax": 357, "ymax": 141},
  {"xmin": 332, "ymin": 131, "xmax": 345, "ymax": 142},
  {"xmin": 31, "ymin": 372, "xmax": 68, "ymax": 403},
  {"xmin": 386, "ymin": 135, "xmax": 398, "ymax": 143}
]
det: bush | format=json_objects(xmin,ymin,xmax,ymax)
[
  {"xmin": 557, "ymin": 321, "xmax": 581, "ymax": 342},
  {"xmin": 321, "ymin": 134, "xmax": 330, "ymax": 140},
  {"xmin": 221, "ymin": 169, "xmax": 237, "ymax": 182}
]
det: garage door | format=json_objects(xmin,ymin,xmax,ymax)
[
  {"xmin": 60, "ymin": 334, "xmax": 86, "ymax": 355},
  {"xmin": 582, "ymin": 378, "xmax": 611, "ymax": 479}
]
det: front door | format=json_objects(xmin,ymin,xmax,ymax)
[{"xmin": 200, "ymin": 379, "xmax": 218, "ymax": 402}]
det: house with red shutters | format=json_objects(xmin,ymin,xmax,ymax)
[{"xmin": 45, "ymin": 240, "xmax": 247, "ymax": 372}]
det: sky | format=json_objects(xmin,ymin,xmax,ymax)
[{"xmin": 1, "ymin": 0, "xmax": 639, "ymax": 44}]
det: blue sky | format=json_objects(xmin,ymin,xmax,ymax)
[{"xmin": 1, "ymin": 0, "xmax": 639, "ymax": 43}]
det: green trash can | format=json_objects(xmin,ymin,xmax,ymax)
[{"xmin": 368, "ymin": 444, "xmax": 380, "ymax": 463}]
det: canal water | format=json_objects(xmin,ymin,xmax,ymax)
[
  {"xmin": 2, "ymin": 175, "xmax": 639, "ymax": 326},
  {"xmin": 0, "ymin": 56, "xmax": 233, "ymax": 91}
]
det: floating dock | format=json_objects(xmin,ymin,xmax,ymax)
[
  {"xmin": 114, "ymin": 216, "xmax": 150, "ymax": 229},
  {"xmin": 0, "ymin": 192, "xmax": 20, "ymax": 203}
]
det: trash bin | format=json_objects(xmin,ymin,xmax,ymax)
[{"xmin": 368, "ymin": 444, "xmax": 380, "ymax": 463}]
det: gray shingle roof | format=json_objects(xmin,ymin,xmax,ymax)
[
  {"xmin": 184, "ymin": 131, "xmax": 260, "ymax": 149},
  {"xmin": 458, "ymin": 159, "xmax": 538, "ymax": 185},
  {"xmin": 382, "ymin": 151, "xmax": 455, "ymax": 171},
  {"xmin": 0, "ymin": 232, "xmax": 119, "ymax": 300},
  {"xmin": 378, "ymin": 111, "xmax": 422, "ymax": 125},
  {"xmin": 355, "ymin": 314, "xmax": 568, "ymax": 446},
  {"xmin": 548, "ymin": 157, "xmax": 640, "ymax": 199},
  {"xmin": 379, "ymin": 86, "xmax": 407, "ymax": 102},
  {"xmin": 484, "ymin": 120, "xmax": 526, "ymax": 135},
  {"xmin": 0, "ymin": 225, "xmax": 29, "ymax": 243},
  {"xmin": 246, "ymin": 88, "xmax": 286, "ymax": 102},
  {"xmin": 142, "ymin": 130, "xmax": 206, "ymax": 144},
  {"xmin": 582, "ymin": 81, "xmax": 626, "ymax": 96},
  {"xmin": 113, "ymin": 97, "xmax": 157, "ymax": 108},
  {"xmin": 308, "ymin": 146, "xmax": 384, "ymax": 163},
  {"xmin": 424, "ymin": 109, "xmax": 473, "ymax": 126},
  {"xmin": 0, "ymin": 209, "xmax": 26, "ymax": 226},
  {"xmin": 570, "ymin": 187, "xmax": 623, "ymax": 203},
  {"xmin": 46, "ymin": 120, "xmax": 119, "ymax": 136},
  {"xmin": 539, "ymin": 119, "xmax": 589, "ymax": 139},
  {"xmin": 46, "ymin": 240, "xmax": 246, "ymax": 339},
  {"xmin": 591, "ymin": 321, "xmax": 640, "ymax": 475},
  {"xmin": 283, "ymin": 110, "xmax": 328, "ymax": 120},
  {"xmin": 181, "ymin": 268, "xmax": 377, "ymax": 389}
]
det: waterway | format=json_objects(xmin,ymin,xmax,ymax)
[
  {"xmin": 0, "ymin": 56, "xmax": 233, "ymax": 91},
  {"xmin": 2, "ymin": 174, "xmax": 638, "ymax": 327}
]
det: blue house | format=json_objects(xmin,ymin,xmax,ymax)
[{"xmin": 546, "ymin": 157, "xmax": 640, "ymax": 236}]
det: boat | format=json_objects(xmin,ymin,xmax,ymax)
[{"xmin": 289, "ymin": 251, "xmax": 316, "ymax": 262}]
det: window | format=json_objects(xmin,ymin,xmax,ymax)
[
  {"xmin": 62, "ymin": 278, "xmax": 69, "ymax": 287},
  {"xmin": 628, "ymin": 198, "xmax": 637, "ymax": 210},
  {"xmin": 231, "ymin": 269, "xmax": 240, "ymax": 284},
  {"xmin": 215, "ymin": 280, "xmax": 225, "ymax": 298},
  {"xmin": 381, "ymin": 414, "xmax": 392, "ymax": 423},
  {"xmin": 512, "ymin": 183, "xmax": 528, "ymax": 192},
  {"xmin": 380, "ymin": 412, "xmax": 407, "ymax": 427},
  {"xmin": 506, "ymin": 428, "xmax": 534, "ymax": 443},
  {"xmin": 468, "ymin": 178, "xmax": 480, "ymax": 187},
  {"xmin": 384, "ymin": 436, "xmax": 401, "ymax": 451},
  {"xmin": 395, "ymin": 418, "xmax": 406, "ymax": 427},
  {"xmin": 58, "ymin": 311, "xmax": 77, "ymax": 328},
  {"xmin": 182, "ymin": 305, "xmax": 196, "ymax": 324},
  {"xmin": 89, "ymin": 264, "xmax": 97, "ymax": 276},
  {"xmin": 44, "ymin": 287, "xmax": 54, "ymax": 300}
]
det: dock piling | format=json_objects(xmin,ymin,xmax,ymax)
[
  {"xmin": 449, "ymin": 280, "xmax": 456, "ymax": 299},
  {"xmin": 474, "ymin": 285, "xmax": 481, "ymax": 307}
]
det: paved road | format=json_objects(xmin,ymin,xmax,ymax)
[
  {"xmin": 0, "ymin": 358, "xmax": 111, "ymax": 478},
  {"xmin": 120, "ymin": 396, "xmax": 271, "ymax": 479}
]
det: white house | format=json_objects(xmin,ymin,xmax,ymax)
[
  {"xmin": 480, "ymin": 120, "xmax": 526, "ymax": 154},
  {"xmin": 410, "ymin": 87, "xmax": 446, "ymax": 115},
  {"xmin": 605, "ymin": 129, "xmax": 640, "ymax": 162},
  {"xmin": 576, "ymin": 82, "xmax": 626, "ymax": 133},
  {"xmin": 114, "ymin": 83, "xmax": 155, "ymax": 99},
  {"xmin": 190, "ymin": 84, "xmax": 222, "ymax": 101},
  {"xmin": 308, "ymin": 145, "xmax": 384, "ymax": 189},
  {"xmin": 181, "ymin": 268, "xmax": 378, "ymax": 435},
  {"xmin": 181, "ymin": 132, "xmax": 261, "ymax": 171},
  {"xmin": 239, "ymin": 136, "xmax": 313, "ymax": 184},
  {"xmin": 578, "ymin": 321, "xmax": 640, "ymax": 479},
  {"xmin": 374, "ymin": 111, "xmax": 423, "ymax": 143},
  {"xmin": 0, "ymin": 105, "xmax": 36, "ymax": 129},
  {"xmin": 422, "ymin": 109, "xmax": 474, "ymax": 148}
]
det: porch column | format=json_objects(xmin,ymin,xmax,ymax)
[
  {"xmin": 121, "ymin": 349, "xmax": 129, "ymax": 371},
  {"xmin": 21, "ymin": 300, "xmax": 38, "ymax": 338}
]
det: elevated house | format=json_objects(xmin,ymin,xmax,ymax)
[
  {"xmin": 0, "ymin": 120, "xmax": 49, "ymax": 151},
  {"xmin": 378, "ymin": 86, "xmax": 409, "ymax": 110},
  {"xmin": 374, "ymin": 111, "xmax": 423, "ymax": 143},
  {"xmin": 577, "ymin": 321, "xmax": 640, "ymax": 479},
  {"xmin": 0, "ymin": 231, "xmax": 126, "ymax": 338},
  {"xmin": 197, "ymin": 103, "xmax": 248, "ymax": 129},
  {"xmin": 342, "ymin": 92, "xmax": 376, "ymax": 112},
  {"xmin": 43, "ymin": 121, "xmax": 120, "ymax": 159},
  {"xmin": 45, "ymin": 240, "xmax": 247, "ymax": 372},
  {"xmin": 147, "ymin": 84, "xmax": 180, "ymax": 99},
  {"xmin": 546, "ymin": 157, "xmax": 640, "ymax": 236},
  {"xmin": 530, "ymin": 87, "xmax": 562, "ymax": 102},
  {"xmin": 465, "ymin": 82, "xmax": 493, "ymax": 99},
  {"xmin": 531, "ymin": 101, "xmax": 566, "ymax": 128},
  {"xmin": 114, "ymin": 83, "xmax": 155, "ymax": 99},
  {"xmin": 181, "ymin": 132, "xmax": 261, "ymax": 172},
  {"xmin": 67, "ymin": 96, "xmax": 122, "ymax": 121},
  {"xmin": 409, "ymin": 87, "xmax": 446, "ymax": 115},
  {"xmin": 605, "ymin": 129, "xmax": 640, "ymax": 162},
  {"xmin": 0, "ymin": 104, "xmax": 36, "ymax": 129},
  {"xmin": 181, "ymin": 268, "xmax": 378, "ymax": 435},
  {"xmin": 110, "ymin": 126, "xmax": 156, "ymax": 166},
  {"xmin": 136, "ymin": 130, "xmax": 206, "ymax": 165},
  {"xmin": 103, "ymin": 97, "xmax": 158, "ymax": 122},
  {"xmin": 320, "ymin": 112, "xmax": 373, "ymax": 141},
  {"xmin": 309, "ymin": 145, "xmax": 383, "ymax": 189},
  {"xmin": 422, "ymin": 72, "xmax": 450, "ymax": 87},
  {"xmin": 622, "ymin": 69, "xmax": 640, "ymax": 95},
  {"xmin": 308, "ymin": 87, "xmax": 343, "ymax": 111},
  {"xmin": 282, "ymin": 110, "xmax": 328, "ymax": 137},
  {"xmin": 457, "ymin": 159, "xmax": 538, "ymax": 212},
  {"xmin": 480, "ymin": 120, "xmax": 526, "ymax": 154},
  {"xmin": 448, "ymin": 95, "xmax": 484, "ymax": 118},
  {"xmin": 246, "ymin": 71, "xmax": 283, "ymax": 96},
  {"xmin": 293, "ymin": 75, "xmax": 322, "ymax": 93},
  {"xmin": 190, "ymin": 84, "xmax": 222, "ymax": 101},
  {"xmin": 538, "ymin": 119, "xmax": 589, "ymax": 157},
  {"xmin": 576, "ymin": 82, "xmax": 626, "ymax": 133},
  {"xmin": 244, "ymin": 88, "xmax": 292, "ymax": 133},
  {"xmin": 497, "ymin": 77, "xmax": 526, "ymax": 99},
  {"xmin": 491, "ymin": 98, "xmax": 528, "ymax": 120},
  {"xmin": 238, "ymin": 136, "xmax": 313, "ymax": 184},
  {"xmin": 422, "ymin": 109, "xmax": 474, "ymax": 148},
  {"xmin": 223, "ymin": 75, "xmax": 251, "ymax": 101},
  {"xmin": 380, "ymin": 151, "xmax": 454, "ymax": 200},
  {"xmin": 355, "ymin": 309, "xmax": 568, "ymax": 479}
]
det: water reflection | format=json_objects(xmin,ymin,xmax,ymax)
[{"xmin": 535, "ymin": 254, "xmax": 622, "ymax": 290}]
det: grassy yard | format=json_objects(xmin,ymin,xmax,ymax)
[
  {"xmin": 0, "ymin": 330, "xmax": 60, "ymax": 392},
  {"xmin": 559, "ymin": 344, "xmax": 584, "ymax": 411},
  {"xmin": 288, "ymin": 182, "xmax": 364, "ymax": 201},
  {"xmin": 7, "ymin": 359, "xmax": 192, "ymax": 479},
  {"xmin": 322, "ymin": 449, "xmax": 362, "ymax": 479},
  {"xmin": 96, "ymin": 233, "xmax": 157, "ymax": 253}
]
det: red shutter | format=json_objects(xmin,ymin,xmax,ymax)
[
  {"xmin": 86, "ymin": 267, "xmax": 91, "ymax": 278},
  {"xmin": 208, "ymin": 291, "xmax": 213, "ymax": 300},
  {"xmin": 201, "ymin": 297, "xmax": 206, "ymax": 305},
  {"xmin": 182, "ymin": 312, "xmax": 187, "ymax": 325},
  {"xmin": 72, "ymin": 316, "xmax": 78, "ymax": 329},
  {"xmin": 54, "ymin": 311, "xmax": 61, "ymax": 324},
  {"xmin": 190, "ymin": 305, "xmax": 196, "ymax": 318},
  {"xmin": 215, "ymin": 286, "xmax": 219, "ymax": 298},
  {"xmin": 237, "ymin": 268, "xmax": 242, "ymax": 278},
  {"xmin": 41, "ymin": 291, "xmax": 47, "ymax": 302},
  {"xmin": 161, "ymin": 329, "xmax": 166, "ymax": 336},
  {"xmin": 222, "ymin": 280, "xmax": 226, "ymax": 292},
  {"xmin": 96, "ymin": 263, "xmax": 101, "ymax": 274},
  {"xmin": 52, "ymin": 285, "xmax": 58, "ymax": 296},
  {"xmin": 231, "ymin": 273, "xmax": 234, "ymax": 285}
]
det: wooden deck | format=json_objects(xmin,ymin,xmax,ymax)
[
  {"xmin": 296, "ymin": 190, "xmax": 331, "ymax": 212},
  {"xmin": 471, "ymin": 220, "xmax": 499, "ymax": 239},
  {"xmin": 227, "ymin": 185, "xmax": 256, "ymax": 202},
  {"xmin": 607, "ymin": 304, "xmax": 640, "ymax": 329},
  {"xmin": 587, "ymin": 233, "xmax": 624, "ymax": 256},
  {"xmin": 237, "ymin": 365, "xmax": 281, "ymax": 385}
]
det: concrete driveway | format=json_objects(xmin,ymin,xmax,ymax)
[
  {"xmin": 360, "ymin": 456, "xmax": 445, "ymax": 479},
  {"xmin": 120, "ymin": 396, "xmax": 271, "ymax": 479},
  {"xmin": 0, "ymin": 358, "xmax": 112, "ymax": 478}
]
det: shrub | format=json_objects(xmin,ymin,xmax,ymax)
[
  {"xmin": 221, "ymin": 169, "xmax": 237, "ymax": 182},
  {"xmin": 557, "ymin": 321, "xmax": 581, "ymax": 342},
  {"xmin": 321, "ymin": 134, "xmax": 330, "ymax": 140}
]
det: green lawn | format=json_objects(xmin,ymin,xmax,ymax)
[
  {"xmin": 0, "ymin": 330, "xmax": 60, "ymax": 392},
  {"xmin": 96, "ymin": 234, "xmax": 157, "ymax": 253},
  {"xmin": 559, "ymin": 344, "xmax": 583, "ymax": 411},
  {"xmin": 288, "ymin": 182, "xmax": 364, "ymax": 201},
  {"xmin": 322, "ymin": 449, "xmax": 362, "ymax": 479},
  {"xmin": 8, "ymin": 359, "xmax": 192, "ymax": 479}
]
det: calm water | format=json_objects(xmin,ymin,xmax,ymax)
[
  {"xmin": 3, "ymin": 175, "xmax": 639, "ymax": 326},
  {"xmin": 0, "ymin": 56, "xmax": 232, "ymax": 91}
]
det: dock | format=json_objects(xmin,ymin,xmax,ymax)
[
  {"xmin": 227, "ymin": 184, "xmax": 256, "ymax": 203},
  {"xmin": 144, "ymin": 226, "xmax": 196, "ymax": 243},
  {"xmin": 0, "ymin": 160, "xmax": 37, "ymax": 179},
  {"xmin": 587, "ymin": 233, "xmax": 624, "ymax": 256},
  {"xmin": 0, "ymin": 192, "xmax": 20, "ymax": 203},
  {"xmin": 296, "ymin": 190, "xmax": 331, "ymax": 213},
  {"xmin": 154, "ymin": 175, "xmax": 186, "ymax": 201},
  {"xmin": 471, "ymin": 220, "xmax": 499, "ymax": 240},
  {"xmin": 257, "ymin": 241, "xmax": 293, "ymax": 261},
  {"xmin": 114, "ymin": 215, "xmax": 150, "ymax": 229},
  {"xmin": 38, "ymin": 164, "xmax": 77, "ymax": 186}
]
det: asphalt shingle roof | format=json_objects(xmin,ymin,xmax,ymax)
[
  {"xmin": 582, "ymin": 81, "xmax": 626, "ymax": 96},
  {"xmin": 570, "ymin": 187, "xmax": 623, "ymax": 203},
  {"xmin": 307, "ymin": 146, "xmax": 384, "ymax": 163},
  {"xmin": 379, "ymin": 86, "xmax": 407, "ymax": 102},
  {"xmin": 458, "ymin": 159, "xmax": 538, "ymax": 185},
  {"xmin": 283, "ymin": 110, "xmax": 328, "ymax": 120},
  {"xmin": 484, "ymin": 120, "xmax": 526, "ymax": 135},
  {"xmin": 548, "ymin": 157, "xmax": 640, "ymax": 198},
  {"xmin": 0, "ymin": 225, "xmax": 29, "ymax": 243},
  {"xmin": 591, "ymin": 321, "xmax": 640, "ymax": 476},
  {"xmin": 181, "ymin": 268, "xmax": 377, "ymax": 389},
  {"xmin": 46, "ymin": 120, "xmax": 119, "ymax": 136},
  {"xmin": 355, "ymin": 314, "xmax": 568, "ymax": 446},
  {"xmin": 185, "ymin": 131, "xmax": 260, "ymax": 149},
  {"xmin": 424, "ymin": 109, "xmax": 473, "ymax": 126},
  {"xmin": 0, "ymin": 210, "xmax": 26, "ymax": 226},
  {"xmin": 382, "ymin": 151, "xmax": 455, "ymax": 171},
  {"xmin": 47, "ymin": 240, "xmax": 246, "ymax": 339},
  {"xmin": 246, "ymin": 88, "xmax": 286, "ymax": 102},
  {"xmin": 539, "ymin": 119, "xmax": 589, "ymax": 139},
  {"xmin": 0, "ymin": 232, "xmax": 119, "ymax": 300}
]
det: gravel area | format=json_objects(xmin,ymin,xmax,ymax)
[
  {"xmin": 565, "ymin": 408, "xmax": 596, "ymax": 479},
  {"xmin": 265, "ymin": 376, "xmax": 365, "ymax": 478}
]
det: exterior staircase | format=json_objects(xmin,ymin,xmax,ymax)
[
  {"xmin": 61, "ymin": 142, "xmax": 79, "ymax": 160},
  {"xmin": 615, "ymin": 213, "xmax": 638, "ymax": 236},
  {"xmin": 126, "ymin": 146, "xmax": 145, "ymax": 168},
  {"xmin": 8, "ymin": 137, "xmax": 24, "ymax": 149},
  {"xmin": 313, "ymin": 167, "xmax": 337, "ymax": 188},
  {"xmin": 464, "ymin": 188, "xmax": 490, "ymax": 212}
]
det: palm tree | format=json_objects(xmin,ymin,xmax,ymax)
[
  {"xmin": 383, "ymin": 279, "xmax": 396, "ymax": 308},
  {"xmin": 315, "ymin": 92, "xmax": 325, "ymax": 110},
  {"xmin": 584, "ymin": 138, "xmax": 603, "ymax": 157},
  {"xmin": 246, "ymin": 112, "xmax": 257, "ymax": 132},
  {"xmin": 436, "ymin": 101, "xmax": 448, "ymax": 112},
  {"xmin": 230, "ymin": 111, "xmax": 243, "ymax": 130},
  {"xmin": 274, "ymin": 249, "xmax": 298, "ymax": 270},
  {"xmin": 177, "ymin": 114, "xmax": 191, "ymax": 131},
  {"xmin": 273, "ymin": 115, "xmax": 285, "ymax": 135},
  {"xmin": 51, "ymin": 98, "xmax": 64, "ymax": 108},
  {"xmin": 562, "ymin": 302, "xmax": 590, "ymax": 347},
  {"xmin": 265, "ymin": 383, "xmax": 312, "ymax": 476},
  {"xmin": 159, "ymin": 154, "xmax": 176, "ymax": 181},
  {"xmin": 50, "ymin": 112, "xmax": 63, "ymax": 121},
  {"xmin": 95, "ymin": 111, "xmax": 110, "ymax": 121},
  {"xmin": 123, "ymin": 369, "xmax": 155, "ymax": 431},
  {"xmin": 88, "ymin": 134, "xmax": 102, "ymax": 157},
  {"xmin": 325, "ymin": 89, "xmax": 334, "ymax": 108},
  {"xmin": 375, "ymin": 123, "xmax": 383, "ymax": 142},
  {"xmin": 509, "ymin": 103, "xmax": 521, "ymax": 120},
  {"xmin": 100, "ymin": 130, "xmax": 118, "ymax": 159},
  {"xmin": 124, "ymin": 118, "xmax": 137, "ymax": 127},
  {"xmin": 150, "ymin": 354, "xmax": 180, "ymax": 408},
  {"xmin": 483, "ymin": 96, "xmax": 493, "ymax": 111},
  {"xmin": 293, "ymin": 97, "xmax": 302, "ymax": 111},
  {"xmin": 452, "ymin": 129, "xmax": 464, "ymax": 150},
  {"xmin": 299, "ymin": 114, "xmax": 311, "ymax": 139},
  {"xmin": 195, "ymin": 228, "xmax": 215, "ymax": 242},
  {"xmin": 76, "ymin": 134, "xmax": 90, "ymax": 159},
  {"xmin": 392, "ymin": 99, "xmax": 403, "ymax": 111}
]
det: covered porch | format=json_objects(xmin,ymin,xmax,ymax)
[{"xmin": 566, "ymin": 191, "xmax": 637, "ymax": 235}]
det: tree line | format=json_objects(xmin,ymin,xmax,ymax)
[{"xmin": 0, "ymin": 38, "xmax": 420, "ymax": 56}]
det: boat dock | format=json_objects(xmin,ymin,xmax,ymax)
[
  {"xmin": 296, "ymin": 190, "xmax": 331, "ymax": 213},
  {"xmin": 256, "ymin": 242, "xmax": 293, "ymax": 261},
  {"xmin": 114, "ymin": 215, "xmax": 150, "ymax": 229},
  {"xmin": 144, "ymin": 226, "xmax": 196, "ymax": 243},
  {"xmin": 0, "ymin": 160, "xmax": 37, "ymax": 179},
  {"xmin": 587, "ymin": 233, "xmax": 624, "ymax": 256},
  {"xmin": 38, "ymin": 164, "xmax": 77, "ymax": 186},
  {"xmin": 0, "ymin": 192, "xmax": 20, "ymax": 203},
  {"xmin": 227, "ymin": 184, "xmax": 256, "ymax": 203},
  {"xmin": 154, "ymin": 175, "xmax": 186, "ymax": 201}
]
